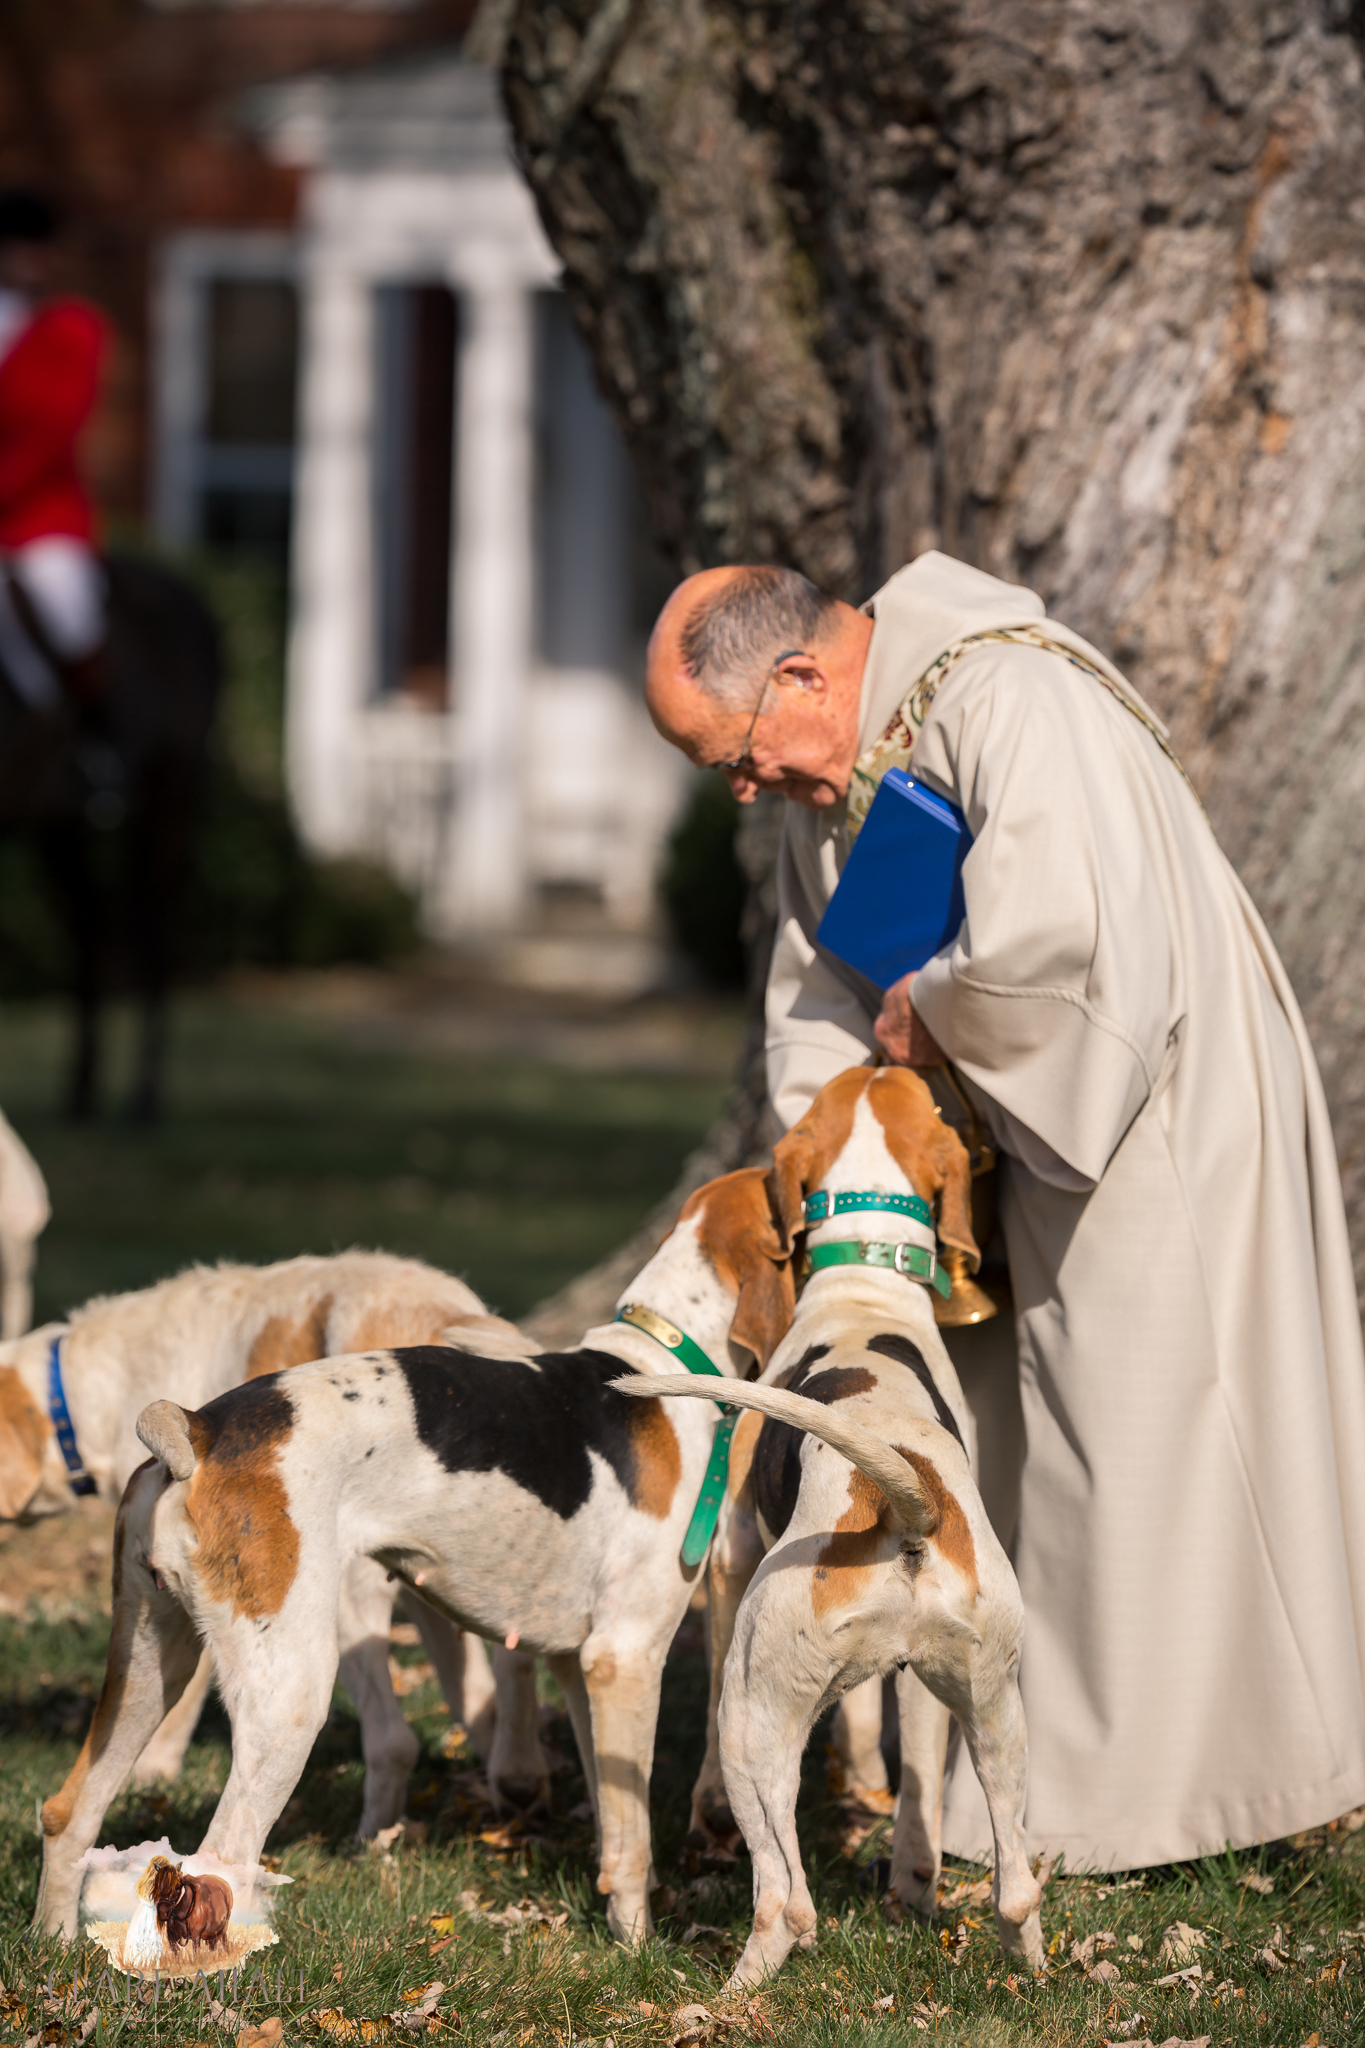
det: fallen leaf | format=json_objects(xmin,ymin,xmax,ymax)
[
  {"xmin": 1154, "ymin": 1965, "xmax": 1205, "ymax": 1989},
  {"xmin": 1238, "ymin": 1871, "xmax": 1274, "ymax": 1894},
  {"xmin": 238, "ymin": 2021, "xmax": 284, "ymax": 2048},
  {"xmin": 636, "ymin": 2004, "xmax": 656, "ymax": 2017},
  {"xmin": 427, "ymin": 1916, "xmax": 455, "ymax": 1936},
  {"xmin": 399, "ymin": 1986, "xmax": 443, "ymax": 2012},
  {"xmin": 871, "ymin": 1995, "xmax": 894, "ymax": 2011},
  {"xmin": 1072, "ymin": 1930, "xmax": 1119, "ymax": 1964},
  {"xmin": 1088, "ymin": 1960, "xmax": 1122, "ymax": 1984},
  {"xmin": 938, "ymin": 1876, "xmax": 992, "ymax": 1909},
  {"xmin": 669, "ymin": 2004, "xmax": 713, "ymax": 2045},
  {"xmin": 1158, "ymin": 1923, "xmax": 1207, "ymax": 1965}
]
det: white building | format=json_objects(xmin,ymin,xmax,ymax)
[{"xmin": 154, "ymin": 54, "xmax": 690, "ymax": 976}]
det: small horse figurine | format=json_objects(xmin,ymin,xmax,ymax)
[{"xmin": 135, "ymin": 1854, "xmax": 233, "ymax": 1956}]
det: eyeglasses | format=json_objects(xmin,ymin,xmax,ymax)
[{"xmin": 715, "ymin": 648, "xmax": 810, "ymax": 777}]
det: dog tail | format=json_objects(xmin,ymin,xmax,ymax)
[
  {"xmin": 610, "ymin": 1373, "xmax": 941, "ymax": 1539},
  {"xmin": 439, "ymin": 1312, "xmax": 535, "ymax": 1359},
  {"xmin": 136, "ymin": 1400, "xmax": 199, "ymax": 1481}
]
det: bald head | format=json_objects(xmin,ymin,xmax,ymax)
[{"xmin": 646, "ymin": 565, "xmax": 872, "ymax": 810}]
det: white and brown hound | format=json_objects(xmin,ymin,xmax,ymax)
[
  {"xmin": 1, "ymin": 1252, "xmax": 528, "ymax": 1825},
  {"xmin": 0, "ymin": 1104, "xmax": 48, "ymax": 1340},
  {"xmin": 35, "ymin": 1170, "xmax": 795, "ymax": 1948},
  {"xmin": 616, "ymin": 1066, "xmax": 1044, "ymax": 1986}
]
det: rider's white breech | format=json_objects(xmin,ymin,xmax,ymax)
[{"xmin": 0, "ymin": 537, "xmax": 106, "ymax": 710}]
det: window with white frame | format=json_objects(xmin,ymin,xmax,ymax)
[{"xmin": 154, "ymin": 232, "xmax": 298, "ymax": 568}]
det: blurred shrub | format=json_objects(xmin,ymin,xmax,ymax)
[
  {"xmin": 185, "ymin": 559, "xmax": 418, "ymax": 972},
  {"xmin": 0, "ymin": 838, "xmax": 70, "ymax": 996},
  {"xmin": 659, "ymin": 772, "xmax": 746, "ymax": 987},
  {"xmin": 0, "ymin": 551, "xmax": 418, "ymax": 995}
]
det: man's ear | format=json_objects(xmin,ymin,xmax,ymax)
[
  {"xmin": 935, "ymin": 1125, "xmax": 980, "ymax": 1273},
  {"xmin": 731, "ymin": 1250, "xmax": 796, "ymax": 1374}
]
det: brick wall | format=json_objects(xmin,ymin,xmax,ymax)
[{"xmin": 0, "ymin": 0, "xmax": 477, "ymax": 524}]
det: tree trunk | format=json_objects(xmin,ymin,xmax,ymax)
[{"xmin": 504, "ymin": 0, "xmax": 1365, "ymax": 1326}]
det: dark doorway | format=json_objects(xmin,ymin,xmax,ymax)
[
  {"xmin": 374, "ymin": 284, "xmax": 459, "ymax": 708},
  {"xmin": 199, "ymin": 276, "xmax": 298, "ymax": 570}
]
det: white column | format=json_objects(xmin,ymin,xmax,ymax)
[
  {"xmin": 285, "ymin": 262, "xmax": 376, "ymax": 855},
  {"xmin": 444, "ymin": 277, "xmax": 534, "ymax": 933}
]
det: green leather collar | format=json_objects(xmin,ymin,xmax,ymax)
[
  {"xmin": 616, "ymin": 1302, "xmax": 721, "ymax": 1382},
  {"xmin": 615, "ymin": 1304, "xmax": 735, "ymax": 1569},
  {"xmin": 804, "ymin": 1236, "xmax": 951, "ymax": 1301}
]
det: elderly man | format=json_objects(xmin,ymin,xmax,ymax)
[{"xmin": 646, "ymin": 552, "xmax": 1365, "ymax": 1871}]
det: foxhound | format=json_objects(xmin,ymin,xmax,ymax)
[
  {"xmin": 1, "ymin": 1251, "xmax": 527, "ymax": 1825},
  {"xmin": 35, "ymin": 1170, "xmax": 795, "ymax": 1948},
  {"xmin": 615, "ymin": 1066, "xmax": 1044, "ymax": 1986},
  {"xmin": 0, "ymin": 1104, "xmax": 49, "ymax": 1340}
]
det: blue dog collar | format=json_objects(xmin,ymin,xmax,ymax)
[{"xmin": 48, "ymin": 1335, "xmax": 97, "ymax": 1498}]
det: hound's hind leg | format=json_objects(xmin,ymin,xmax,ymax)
[
  {"xmin": 200, "ymin": 1594, "xmax": 340, "ymax": 1869},
  {"xmin": 337, "ymin": 1557, "xmax": 420, "ymax": 1839},
  {"xmin": 717, "ymin": 1609, "xmax": 821, "ymax": 1988},
  {"xmin": 888, "ymin": 1663, "xmax": 950, "ymax": 1917},
  {"xmin": 36, "ymin": 1483, "xmax": 203, "ymax": 1937},
  {"xmin": 131, "ymin": 1647, "xmax": 214, "ymax": 1784}
]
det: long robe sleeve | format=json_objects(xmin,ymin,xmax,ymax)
[{"xmin": 908, "ymin": 644, "xmax": 1176, "ymax": 1188}]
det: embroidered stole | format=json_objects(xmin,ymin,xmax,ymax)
[{"xmin": 845, "ymin": 623, "xmax": 1198, "ymax": 841}]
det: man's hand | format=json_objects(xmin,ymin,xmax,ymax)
[{"xmin": 874, "ymin": 972, "xmax": 948, "ymax": 1069}]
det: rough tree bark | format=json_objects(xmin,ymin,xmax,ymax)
[{"xmin": 507, "ymin": 0, "xmax": 1365, "ymax": 1334}]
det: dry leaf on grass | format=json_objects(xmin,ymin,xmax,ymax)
[
  {"xmin": 938, "ymin": 1876, "xmax": 993, "ymax": 1909},
  {"xmin": 238, "ymin": 2019, "xmax": 284, "ymax": 2048},
  {"xmin": 1154, "ymin": 1964, "xmax": 1204, "ymax": 1989},
  {"xmin": 309, "ymin": 1984, "xmax": 446, "ymax": 2043},
  {"xmin": 1072, "ymin": 1930, "xmax": 1118, "ymax": 1964},
  {"xmin": 669, "ymin": 2005, "xmax": 714, "ymax": 2045},
  {"xmin": 1238, "ymin": 1870, "xmax": 1274, "ymax": 1894},
  {"xmin": 1158, "ymin": 1923, "xmax": 1207, "ymax": 1965},
  {"xmin": 1087, "ymin": 1959, "xmax": 1122, "ymax": 1984},
  {"xmin": 1106, "ymin": 2037, "xmax": 1210, "ymax": 2048}
]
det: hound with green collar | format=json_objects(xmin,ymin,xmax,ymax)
[{"xmin": 615, "ymin": 1065, "xmax": 1044, "ymax": 1987}]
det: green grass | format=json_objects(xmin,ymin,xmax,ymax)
[
  {"xmin": 0, "ymin": 989, "xmax": 730, "ymax": 1324},
  {"xmin": 2, "ymin": 1607, "xmax": 1362, "ymax": 2047},
  {"xmin": 2, "ymin": 985, "xmax": 1363, "ymax": 2044}
]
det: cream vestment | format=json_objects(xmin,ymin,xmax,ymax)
[{"xmin": 767, "ymin": 551, "xmax": 1365, "ymax": 1869}]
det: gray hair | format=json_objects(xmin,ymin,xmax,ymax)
[{"xmin": 678, "ymin": 567, "xmax": 838, "ymax": 709}]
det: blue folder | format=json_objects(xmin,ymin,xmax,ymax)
[{"xmin": 816, "ymin": 768, "xmax": 972, "ymax": 990}]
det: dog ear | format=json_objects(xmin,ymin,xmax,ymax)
[
  {"xmin": 722, "ymin": 1170, "xmax": 797, "ymax": 1372},
  {"xmin": 0, "ymin": 1366, "xmax": 49, "ymax": 1520},
  {"xmin": 770, "ymin": 1123, "xmax": 816, "ymax": 1253},
  {"xmin": 935, "ymin": 1124, "xmax": 980, "ymax": 1273},
  {"xmin": 731, "ymin": 1247, "xmax": 796, "ymax": 1373}
]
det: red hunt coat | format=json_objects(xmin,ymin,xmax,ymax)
[{"xmin": 0, "ymin": 298, "xmax": 107, "ymax": 550}]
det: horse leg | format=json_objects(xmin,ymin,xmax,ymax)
[
  {"xmin": 35, "ymin": 822, "xmax": 102, "ymax": 1121},
  {"xmin": 125, "ymin": 758, "xmax": 188, "ymax": 1126}
]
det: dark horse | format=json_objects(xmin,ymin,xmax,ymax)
[{"xmin": 0, "ymin": 552, "xmax": 221, "ymax": 1120}]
